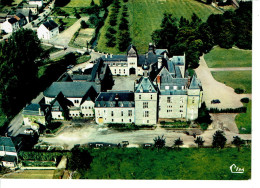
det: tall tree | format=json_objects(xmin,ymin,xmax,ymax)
[
  {"xmin": 153, "ymin": 135, "xmax": 166, "ymax": 151},
  {"xmin": 212, "ymin": 130, "xmax": 227, "ymax": 149}
]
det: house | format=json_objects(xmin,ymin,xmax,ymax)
[
  {"xmin": 14, "ymin": 13, "xmax": 27, "ymax": 27},
  {"xmin": 1, "ymin": 18, "xmax": 19, "ymax": 33},
  {"xmin": 43, "ymin": 82, "xmax": 100, "ymax": 119},
  {"xmin": 101, "ymin": 43, "xmax": 168, "ymax": 76},
  {"xmin": 0, "ymin": 13, "xmax": 8, "ymax": 30},
  {"xmin": 16, "ymin": 8, "xmax": 32, "ymax": 23},
  {"xmin": 0, "ymin": 137, "xmax": 18, "ymax": 168},
  {"xmin": 23, "ymin": 4, "xmax": 38, "ymax": 16},
  {"xmin": 95, "ymin": 91, "xmax": 135, "ymax": 124},
  {"xmin": 37, "ymin": 20, "xmax": 59, "ymax": 40},
  {"xmin": 29, "ymin": 0, "xmax": 43, "ymax": 8},
  {"xmin": 22, "ymin": 103, "xmax": 47, "ymax": 127}
]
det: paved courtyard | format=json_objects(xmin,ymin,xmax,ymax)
[{"xmin": 111, "ymin": 75, "xmax": 140, "ymax": 91}]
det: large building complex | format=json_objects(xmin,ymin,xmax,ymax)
[{"xmin": 37, "ymin": 44, "xmax": 203, "ymax": 126}]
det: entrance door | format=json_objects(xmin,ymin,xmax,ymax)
[
  {"xmin": 98, "ymin": 117, "xmax": 103, "ymax": 124},
  {"xmin": 129, "ymin": 68, "xmax": 136, "ymax": 75}
]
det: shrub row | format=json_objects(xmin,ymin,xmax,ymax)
[
  {"xmin": 18, "ymin": 151, "xmax": 70, "ymax": 161},
  {"xmin": 209, "ymin": 107, "xmax": 247, "ymax": 113}
]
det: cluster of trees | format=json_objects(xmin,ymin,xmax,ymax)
[
  {"xmin": 154, "ymin": 131, "xmax": 246, "ymax": 151},
  {"xmin": 0, "ymin": 29, "xmax": 47, "ymax": 116},
  {"xmin": 105, "ymin": 1, "xmax": 131, "ymax": 51},
  {"xmin": 195, "ymin": 102, "xmax": 212, "ymax": 130},
  {"xmin": 54, "ymin": 0, "xmax": 71, "ymax": 7},
  {"xmin": 152, "ymin": 2, "xmax": 252, "ymax": 68},
  {"xmin": 0, "ymin": 0, "xmax": 14, "ymax": 6}
]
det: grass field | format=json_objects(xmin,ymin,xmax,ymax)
[
  {"xmin": 96, "ymin": 0, "xmax": 221, "ymax": 54},
  {"xmin": 3, "ymin": 170, "xmax": 55, "ymax": 179},
  {"xmin": 82, "ymin": 147, "xmax": 251, "ymax": 180},
  {"xmin": 235, "ymin": 100, "xmax": 251, "ymax": 134},
  {"xmin": 63, "ymin": 0, "xmax": 100, "ymax": 7},
  {"xmin": 211, "ymin": 71, "xmax": 252, "ymax": 93},
  {"xmin": 54, "ymin": 18, "xmax": 78, "ymax": 30},
  {"xmin": 204, "ymin": 47, "xmax": 252, "ymax": 68}
]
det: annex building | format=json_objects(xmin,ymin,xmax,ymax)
[{"xmin": 36, "ymin": 44, "xmax": 203, "ymax": 126}]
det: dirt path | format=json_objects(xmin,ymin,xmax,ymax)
[
  {"xmin": 209, "ymin": 113, "xmax": 239, "ymax": 133},
  {"xmin": 209, "ymin": 67, "xmax": 252, "ymax": 71},
  {"xmin": 49, "ymin": 17, "xmax": 89, "ymax": 47},
  {"xmin": 195, "ymin": 56, "xmax": 245, "ymax": 109}
]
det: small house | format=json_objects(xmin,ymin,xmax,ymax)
[
  {"xmin": 29, "ymin": 0, "xmax": 43, "ymax": 8},
  {"xmin": 1, "ymin": 18, "xmax": 19, "ymax": 33},
  {"xmin": 37, "ymin": 20, "xmax": 59, "ymax": 40}
]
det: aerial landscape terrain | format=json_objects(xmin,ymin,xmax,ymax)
[{"xmin": 0, "ymin": 0, "xmax": 252, "ymax": 181}]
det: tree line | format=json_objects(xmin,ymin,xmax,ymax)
[{"xmin": 152, "ymin": 2, "xmax": 252, "ymax": 69}]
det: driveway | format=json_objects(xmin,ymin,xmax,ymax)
[
  {"xmin": 195, "ymin": 56, "xmax": 245, "ymax": 109},
  {"xmin": 49, "ymin": 17, "xmax": 89, "ymax": 47}
]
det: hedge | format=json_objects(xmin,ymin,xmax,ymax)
[{"xmin": 209, "ymin": 107, "xmax": 247, "ymax": 113}]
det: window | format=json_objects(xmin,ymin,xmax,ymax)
[
  {"xmin": 192, "ymin": 97, "xmax": 195, "ymax": 104},
  {"xmin": 122, "ymin": 119, "xmax": 124, "ymax": 122},
  {"xmin": 144, "ymin": 111, "xmax": 149, "ymax": 117},
  {"xmin": 147, "ymin": 120, "xmax": 149, "ymax": 123},
  {"xmin": 111, "ymin": 111, "xmax": 114, "ymax": 116},
  {"xmin": 74, "ymin": 100, "xmax": 79, "ymax": 104},
  {"xmin": 86, "ymin": 114, "xmax": 88, "ymax": 116},
  {"xmin": 124, "ymin": 69, "xmax": 126, "ymax": 74},
  {"xmin": 121, "ymin": 111, "xmax": 124, "ymax": 116},
  {"xmin": 143, "ymin": 102, "xmax": 148, "ymax": 108},
  {"xmin": 180, "ymin": 105, "xmax": 183, "ymax": 108},
  {"xmin": 89, "ymin": 106, "xmax": 91, "ymax": 109},
  {"xmin": 159, "ymin": 106, "xmax": 161, "ymax": 111},
  {"xmin": 151, "ymin": 95, "xmax": 153, "ymax": 100},
  {"xmin": 180, "ymin": 110, "xmax": 183, "ymax": 112},
  {"xmin": 165, "ymin": 86, "xmax": 169, "ymax": 90},
  {"xmin": 119, "ymin": 69, "xmax": 121, "ymax": 74},
  {"xmin": 114, "ymin": 69, "xmax": 116, "ymax": 74},
  {"xmin": 112, "ymin": 119, "xmax": 114, "ymax": 122},
  {"xmin": 128, "ymin": 110, "xmax": 132, "ymax": 116},
  {"xmin": 167, "ymin": 97, "xmax": 171, "ymax": 103},
  {"xmin": 129, "ymin": 119, "xmax": 132, "ymax": 122},
  {"xmin": 180, "ymin": 97, "xmax": 184, "ymax": 103},
  {"xmin": 139, "ymin": 95, "xmax": 141, "ymax": 99}
]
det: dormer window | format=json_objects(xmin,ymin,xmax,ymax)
[
  {"xmin": 149, "ymin": 86, "xmax": 152, "ymax": 92},
  {"xmin": 140, "ymin": 86, "xmax": 143, "ymax": 93}
]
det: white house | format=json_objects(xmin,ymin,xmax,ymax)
[
  {"xmin": 29, "ymin": 0, "xmax": 43, "ymax": 8},
  {"xmin": 37, "ymin": 20, "xmax": 59, "ymax": 40},
  {"xmin": 1, "ymin": 18, "xmax": 19, "ymax": 33}
]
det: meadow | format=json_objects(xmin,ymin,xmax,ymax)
[
  {"xmin": 2, "ymin": 170, "xmax": 55, "ymax": 179},
  {"xmin": 96, "ymin": 0, "xmax": 221, "ymax": 54},
  {"xmin": 204, "ymin": 46, "xmax": 252, "ymax": 68},
  {"xmin": 82, "ymin": 147, "xmax": 251, "ymax": 180},
  {"xmin": 235, "ymin": 100, "xmax": 252, "ymax": 134},
  {"xmin": 211, "ymin": 71, "xmax": 252, "ymax": 93}
]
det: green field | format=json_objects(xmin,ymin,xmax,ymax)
[
  {"xmin": 204, "ymin": 47, "xmax": 252, "ymax": 68},
  {"xmin": 96, "ymin": 0, "xmax": 221, "ymax": 54},
  {"xmin": 211, "ymin": 71, "xmax": 252, "ymax": 93},
  {"xmin": 235, "ymin": 100, "xmax": 251, "ymax": 134},
  {"xmin": 82, "ymin": 148, "xmax": 251, "ymax": 180},
  {"xmin": 3, "ymin": 170, "xmax": 55, "ymax": 179},
  {"xmin": 64, "ymin": 0, "xmax": 100, "ymax": 7}
]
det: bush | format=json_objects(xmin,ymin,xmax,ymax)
[
  {"xmin": 235, "ymin": 88, "xmax": 244, "ymax": 94},
  {"xmin": 240, "ymin": 97, "xmax": 249, "ymax": 103},
  {"xmin": 80, "ymin": 20, "xmax": 88, "ymax": 29},
  {"xmin": 209, "ymin": 107, "xmax": 247, "ymax": 113}
]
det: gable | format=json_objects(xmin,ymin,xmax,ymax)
[{"xmin": 135, "ymin": 77, "xmax": 157, "ymax": 93}]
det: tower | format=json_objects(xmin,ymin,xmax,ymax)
[
  {"xmin": 134, "ymin": 65, "xmax": 158, "ymax": 125},
  {"xmin": 127, "ymin": 44, "xmax": 138, "ymax": 75}
]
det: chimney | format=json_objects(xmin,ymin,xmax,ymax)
[
  {"xmin": 158, "ymin": 57, "xmax": 162, "ymax": 69},
  {"xmin": 157, "ymin": 75, "xmax": 161, "ymax": 90},
  {"xmin": 39, "ymin": 108, "xmax": 41, "ymax": 115},
  {"xmin": 110, "ymin": 54, "xmax": 113, "ymax": 58}
]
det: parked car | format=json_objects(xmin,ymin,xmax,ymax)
[{"xmin": 211, "ymin": 99, "xmax": 220, "ymax": 104}]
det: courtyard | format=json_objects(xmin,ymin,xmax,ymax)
[{"xmin": 111, "ymin": 75, "xmax": 140, "ymax": 91}]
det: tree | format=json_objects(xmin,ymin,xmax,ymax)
[
  {"xmin": 232, "ymin": 136, "xmax": 245, "ymax": 151},
  {"xmin": 80, "ymin": 20, "xmax": 88, "ymax": 29},
  {"xmin": 0, "ymin": 0, "xmax": 14, "ymax": 6},
  {"xmin": 68, "ymin": 146, "xmax": 93, "ymax": 172},
  {"xmin": 0, "ymin": 29, "xmax": 47, "ymax": 115},
  {"xmin": 153, "ymin": 135, "xmax": 166, "ymax": 151},
  {"xmin": 212, "ymin": 130, "xmax": 227, "ymax": 149},
  {"xmin": 194, "ymin": 136, "xmax": 205, "ymax": 148},
  {"xmin": 118, "ymin": 30, "xmax": 131, "ymax": 52},
  {"xmin": 90, "ymin": 0, "xmax": 95, "ymax": 6},
  {"xmin": 174, "ymin": 137, "xmax": 183, "ymax": 150}
]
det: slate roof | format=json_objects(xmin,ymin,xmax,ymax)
[
  {"xmin": 51, "ymin": 92, "xmax": 74, "ymax": 112},
  {"xmin": 189, "ymin": 75, "xmax": 200, "ymax": 89},
  {"xmin": 160, "ymin": 90, "xmax": 188, "ymax": 95},
  {"xmin": 43, "ymin": 20, "xmax": 58, "ymax": 31},
  {"xmin": 171, "ymin": 56, "xmax": 185, "ymax": 66},
  {"xmin": 8, "ymin": 18, "xmax": 18, "ymax": 24},
  {"xmin": 135, "ymin": 77, "xmax": 157, "ymax": 93},
  {"xmin": 16, "ymin": 9, "xmax": 31, "ymax": 17},
  {"xmin": 1, "ymin": 155, "xmax": 17, "ymax": 162},
  {"xmin": 43, "ymin": 82, "xmax": 101, "ymax": 98},
  {"xmin": 23, "ymin": 103, "xmax": 44, "ymax": 116},
  {"xmin": 70, "ymin": 75, "xmax": 92, "ymax": 82},
  {"xmin": 102, "ymin": 55, "xmax": 127, "ymax": 62},
  {"xmin": 95, "ymin": 91, "xmax": 135, "ymax": 108},
  {"xmin": 127, "ymin": 44, "xmax": 138, "ymax": 56},
  {"xmin": 155, "ymin": 49, "xmax": 168, "ymax": 55},
  {"xmin": 81, "ymin": 86, "xmax": 98, "ymax": 104},
  {"xmin": 0, "ymin": 137, "xmax": 16, "ymax": 152}
]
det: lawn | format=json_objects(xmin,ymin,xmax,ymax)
[
  {"xmin": 63, "ymin": 0, "xmax": 100, "ymax": 7},
  {"xmin": 211, "ymin": 71, "xmax": 252, "ymax": 93},
  {"xmin": 235, "ymin": 100, "xmax": 251, "ymax": 134},
  {"xmin": 96, "ymin": 0, "xmax": 221, "ymax": 54},
  {"xmin": 53, "ymin": 18, "xmax": 78, "ymax": 31},
  {"xmin": 204, "ymin": 46, "xmax": 252, "ymax": 68},
  {"xmin": 82, "ymin": 147, "xmax": 251, "ymax": 180},
  {"xmin": 3, "ymin": 170, "xmax": 55, "ymax": 179}
]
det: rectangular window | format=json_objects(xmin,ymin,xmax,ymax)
[
  {"xmin": 139, "ymin": 95, "xmax": 141, "ymax": 99},
  {"xmin": 114, "ymin": 69, "xmax": 116, "ymax": 74},
  {"xmin": 144, "ymin": 111, "xmax": 149, "ymax": 117},
  {"xmin": 119, "ymin": 69, "xmax": 121, "ymax": 74},
  {"xmin": 111, "ymin": 111, "xmax": 114, "ymax": 116},
  {"xmin": 143, "ymin": 102, "xmax": 148, "ymax": 108},
  {"xmin": 122, "ymin": 119, "xmax": 123, "ymax": 122},
  {"xmin": 121, "ymin": 111, "xmax": 123, "ymax": 116},
  {"xmin": 129, "ymin": 119, "xmax": 132, "ymax": 122},
  {"xmin": 167, "ymin": 97, "xmax": 171, "ymax": 103},
  {"xmin": 112, "ymin": 119, "xmax": 114, "ymax": 122},
  {"xmin": 128, "ymin": 110, "xmax": 132, "ymax": 116},
  {"xmin": 151, "ymin": 95, "xmax": 153, "ymax": 99}
]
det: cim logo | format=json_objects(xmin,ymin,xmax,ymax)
[{"xmin": 230, "ymin": 164, "xmax": 244, "ymax": 174}]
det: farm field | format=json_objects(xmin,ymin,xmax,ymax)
[
  {"xmin": 82, "ymin": 148, "xmax": 251, "ymax": 180},
  {"xmin": 204, "ymin": 47, "xmax": 252, "ymax": 68},
  {"xmin": 73, "ymin": 28, "xmax": 95, "ymax": 47},
  {"xmin": 2, "ymin": 170, "xmax": 55, "ymax": 179},
  {"xmin": 235, "ymin": 100, "xmax": 252, "ymax": 134},
  {"xmin": 96, "ymin": 0, "xmax": 221, "ymax": 54},
  {"xmin": 211, "ymin": 71, "xmax": 252, "ymax": 93}
]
